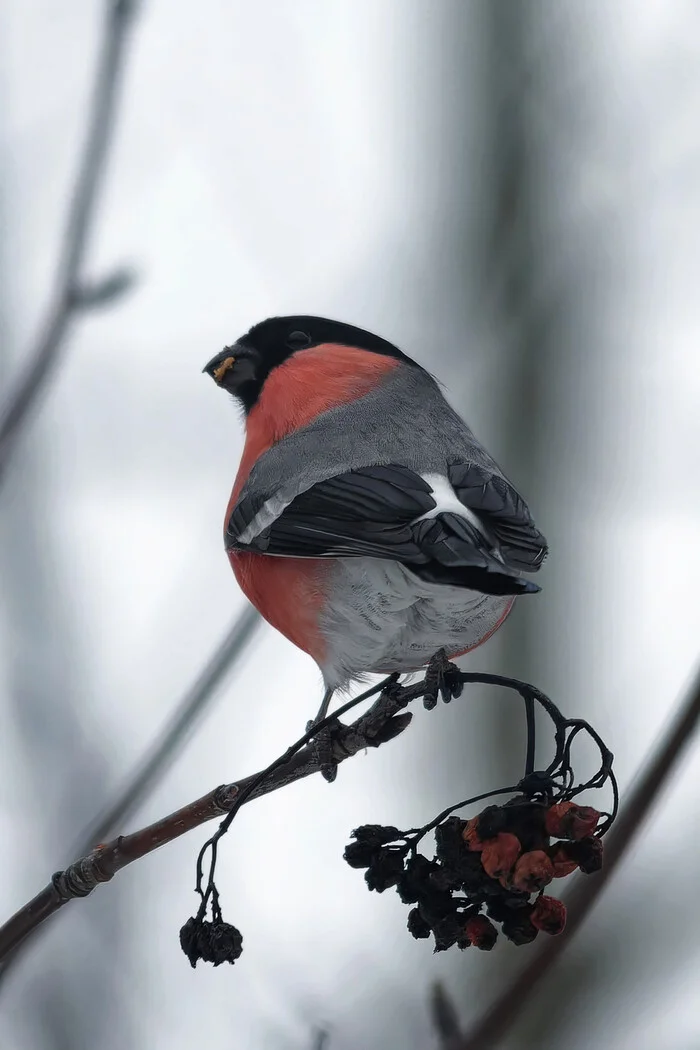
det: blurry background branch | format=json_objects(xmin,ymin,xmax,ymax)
[
  {"xmin": 458, "ymin": 661, "xmax": 700, "ymax": 1050},
  {"xmin": 74, "ymin": 607, "xmax": 260, "ymax": 857},
  {"xmin": 430, "ymin": 981, "xmax": 464, "ymax": 1050},
  {"xmin": 0, "ymin": 0, "xmax": 139, "ymax": 482},
  {"xmin": 0, "ymin": 3, "xmax": 143, "ymax": 1048},
  {"xmin": 311, "ymin": 1028, "xmax": 330, "ymax": 1050},
  {"xmin": 0, "ymin": 607, "xmax": 260, "ymax": 986}
]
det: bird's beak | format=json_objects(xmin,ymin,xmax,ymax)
[
  {"xmin": 203, "ymin": 345, "xmax": 240, "ymax": 384},
  {"xmin": 203, "ymin": 343, "xmax": 259, "ymax": 394},
  {"xmin": 205, "ymin": 344, "xmax": 238, "ymax": 382}
]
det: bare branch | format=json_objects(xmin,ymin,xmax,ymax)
[
  {"xmin": 75, "ymin": 608, "xmax": 260, "ymax": 855},
  {"xmin": 457, "ymin": 661, "xmax": 700, "ymax": 1050},
  {"xmin": 0, "ymin": 673, "xmax": 415, "ymax": 962},
  {"xmin": 0, "ymin": 0, "xmax": 140, "ymax": 481},
  {"xmin": 68, "ymin": 266, "xmax": 138, "ymax": 309},
  {"xmin": 430, "ymin": 981, "xmax": 463, "ymax": 1048},
  {"xmin": 0, "ymin": 608, "xmax": 260, "ymax": 988},
  {"xmin": 311, "ymin": 1028, "xmax": 330, "ymax": 1050},
  {"xmin": 0, "ymin": 663, "xmax": 617, "ymax": 968}
]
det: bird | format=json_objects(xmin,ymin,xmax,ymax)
[{"xmin": 203, "ymin": 315, "xmax": 547, "ymax": 716}]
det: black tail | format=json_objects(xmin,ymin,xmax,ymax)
[{"xmin": 408, "ymin": 560, "xmax": 540, "ymax": 597}]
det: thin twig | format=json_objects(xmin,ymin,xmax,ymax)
[
  {"xmin": 312, "ymin": 1028, "xmax": 330, "ymax": 1050},
  {"xmin": 0, "ymin": 666, "xmax": 616, "ymax": 966},
  {"xmin": 0, "ymin": 0, "xmax": 140, "ymax": 481},
  {"xmin": 0, "ymin": 672, "xmax": 414, "ymax": 961},
  {"xmin": 458, "ymin": 661, "xmax": 700, "ymax": 1050},
  {"xmin": 430, "ymin": 981, "xmax": 463, "ymax": 1048},
  {"xmin": 76, "ymin": 608, "xmax": 260, "ymax": 853},
  {"xmin": 0, "ymin": 608, "xmax": 260, "ymax": 988}
]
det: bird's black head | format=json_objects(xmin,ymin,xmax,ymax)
[{"xmin": 203, "ymin": 315, "xmax": 416, "ymax": 413}]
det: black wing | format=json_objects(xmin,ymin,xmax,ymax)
[
  {"xmin": 227, "ymin": 463, "xmax": 546, "ymax": 597},
  {"xmin": 448, "ymin": 463, "xmax": 547, "ymax": 572}
]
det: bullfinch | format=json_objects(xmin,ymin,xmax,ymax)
[{"xmin": 204, "ymin": 316, "xmax": 547, "ymax": 701}]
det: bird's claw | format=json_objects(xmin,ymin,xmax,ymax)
[
  {"xmin": 306, "ymin": 718, "xmax": 341, "ymax": 783},
  {"xmin": 423, "ymin": 648, "xmax": 463, "ymax": 710}
]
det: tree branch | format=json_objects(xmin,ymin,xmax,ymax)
[
  {"xmin": 75, "ymin": 608, "xmax": 260, "ymax": 855},
  {"xmin": 457, "ymin": 660, "xmax": 700, "ymax": 1050},
  {"xmin": 0, "ymin": 662, "xmax": 617, "ymax": 967},
  {"xmin": 0, "ymin": 0, "xmax": 140, "ymax": 482},
  {"xmin": 430, "ymin": 981, "xmax": 464, "ymax": 1049},
  {"xmin": 311, "ymin": 1028, "xmax": 330, "ymax": 1050},
  {"xmin": 0, "ymin": 608, "xmax": 260, "ymax": 987},
  {"xmin": 0, "ymin": 672, "xmax": 415, "ymax": 962}
]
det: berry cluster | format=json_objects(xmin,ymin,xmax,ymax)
[
  {"xmin": 344, "ymin": 798, "xmax": 603, "ymax": 952},
  {"xmin": 179, "ymin": 915, "xmax": 243, "ymax": 968}
]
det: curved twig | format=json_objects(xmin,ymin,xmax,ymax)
[
  {"xmin": 0, "ymin": 672, "xmax": 411, "ymax": 961},
  {"xmin": 0, "ymin": 0, "xmax": 139, "ymax": 481},
  {"xmin": 0, "ymin": 663, "xmax": 614, "ymax": 966},
  {"xmin": 457, "ymin": 661, "xmax": 700, "ymax": 1050},
  {"xmin": 0, "ymin": 608, "xmax": 260, "ymax": 988}
]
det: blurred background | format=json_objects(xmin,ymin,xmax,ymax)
[{"xmin": 1, "ymin": 1, "xmax": 699, "ymax": 1048}]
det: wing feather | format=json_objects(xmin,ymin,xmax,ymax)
[{"xmin": 227, "ymin": 462, "xmax": 547, "ymax": 597}]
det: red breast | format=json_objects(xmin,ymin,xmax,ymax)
[
  {"xmin": 225, "ymin": 344, "xmax": 400, "ymax": 663},
  {"xmin": 446, "ymin": 599, "xmax": 514, "ymax": 663}
]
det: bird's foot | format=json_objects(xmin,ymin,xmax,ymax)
[
  {"xmin": 423, "ymin": 649, "xmax": 464, "ymax": 710},
  {"xmin": 306, "ymin": 717, "xmax": 341, "ymax": 783}
]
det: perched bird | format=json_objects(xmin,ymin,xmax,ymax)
[{"xmin": 204, "ymin": 316, "xmax": 547, "ymax": 702}]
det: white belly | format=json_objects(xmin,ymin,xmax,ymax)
[{"xmin": 318, "ymin": 558, "xmax": 513, "ymax": 689}]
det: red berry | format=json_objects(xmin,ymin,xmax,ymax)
[
  {"xmin": 531, "ymin": 895, "xmax": 567, "ymax": 935},
  {"xmin": 462, "ymin": 817, "xmax": 486, "ymax": 852},
  {"xmin": 512, "ymin": 850, "xmax": 554, "ymax": 893},
  {"xmin": 464, "ymin": 915, "xmax": 498, "ymax": 950},
  {"xmin": 481, "ymin": 833, "xmax": 521, "ymax": 879},
  {"xmin": 549, "ymin": 842, "xmax": 579, "ymax": 878},
  {"xmin": 545, "ymin": 802, "xmax": 600, "ymax": 840},
  {"xmin": 572, "ymin": 836, "xmax": 604, "ymax": 874}
]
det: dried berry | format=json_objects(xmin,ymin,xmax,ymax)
[
  {"xmin": 179, "ymin": 916, "xmax": 243, "ymax": 968},
  {"xmin": 432, "ymin": 912, "xmax": 467, "ymax": 952},
  {"xmin": 566, "ymin": 835, "xmax": 604, "ymax": 874},
  {"xmin": 407, "ymin": 907, "xmax": 431, "ymax": 939},
  {"xmin": 501, "ymin": 912, "xmax": 539, "ymax": 946},
  {"xmin": 343, "ymin": 841, "xmax": 379, "ymax": 869},
  {"xmin": 512, "ymin": 850, "xmax": 554, "ymax": 893},
  {"xmin": 428, "ymin": 866, "xmax": 463, "ymax": 892},
  {"xmin": 486, "ymin": 897, "xmax": 527, "ymax": 923},
  {"xmin": 459, "ymin": 851, "xmax": 495, "ymax": 896},
  {"xmin": 435, "ymin": 817, "xmax": 468, "ymax": 870},
  {"xmin": 462, "ymin": 817, "xmax": 487, "ymax": 852},
  {"xmin": 530, "ymin": 895, "xmax": 567, "ymax": 935},
  {"xmin": 365, "ymin": 847, "xmax": 406, "ymax": 892},
  {"xmin": 464, "ymin": 914, "xmax": 498, "ymax": 950},
  {"xmin": 345, "ymin": 825, "xmax": 404, "ymax": 869},
  {"xmin": 397, "ymin": 854, "xmax": 439, "ymax": 904},
  {"xmin": 345, "ymin": 728, "xmax": 611, "ymax": 960},
  {"xmin": 481, "ymin": 833, "xmax": 522, "ymax": 880},
  {"xmin": 477, "ymin": 805, "xmax": 510, "ymax": 839},
  {"xmin": 549, "ymin": 842, "xmax": 579, "ymax": 878},
  {"xmin": 545, "ymin": 802, "xmax": 600, "ymax": 841},
  {"xmin": 179, "ymin": 916, "xmax": 201, "ymax": 968},
  {"xmin": 502, "ymin": 800, "xmax": 549, "ymax": 852},
  {"xmin": 351, "ymin": 825, "xmax": 402, "ymax": 846},
  {"xmin": 419, "ymin": 892, "xmax": 458, "ymax": 934}
]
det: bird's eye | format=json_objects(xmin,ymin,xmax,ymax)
[{"xmin": 285, "ymin": 330, "xmax": 311, "ymax": 350}]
